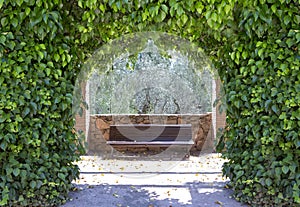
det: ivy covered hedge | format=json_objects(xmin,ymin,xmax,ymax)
[
  {"xmin": 0, "ymin": 0, "xmax": 299, "ymax": 206},
  {"xmin": 216, "ymin": 1, "xmax": 300, "ymax": 206},
  {"xmin": 0, "ymin": 1, "xmax": 84, "ymax": 206}
]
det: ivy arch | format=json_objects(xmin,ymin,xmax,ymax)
[{"xmin": 1, "ymin": 0, "xmax": 299, "ymax": 206}]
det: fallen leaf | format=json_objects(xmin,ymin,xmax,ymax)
[
  {"xmin": 71, "ymin": 187, "xmax": 78, "ymax": 192},
  {"xmin": 215, "ymin": 200, "xmax": 223, "ymax": 205}
]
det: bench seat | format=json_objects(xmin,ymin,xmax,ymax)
[{"xmin": 106, "ymin": 124, "xmax": 193, "ymax": 156}]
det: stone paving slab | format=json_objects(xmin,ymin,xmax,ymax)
[{"xmin": 62, "ymin": 153, "xmax": 249, "ymax": 207}]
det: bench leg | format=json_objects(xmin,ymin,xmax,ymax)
[
  {"xmin": 185, "ymin": 147, "xmax": 191, "ymax": 158},
  {"xmin": 110, "ymin": 146, "xmax": 114, "ymax": 158}
]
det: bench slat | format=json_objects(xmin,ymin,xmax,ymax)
[
  {"xmin": 106, "ymin": 141, "xmax": 194, "ymax": 145},
  {"xmin": 109, "ymin": 124, "xmax": 192, "ymax": 142}
]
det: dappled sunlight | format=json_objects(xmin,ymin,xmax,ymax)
[
  {"xmin": 73, "ymin": 153, "xmax": 229, "ymax": 185},
  {"xmin": 63, "ymin": 154, "xmax": 246, "ymax": 207},
  {"xmin": 141, "ymin": 186, "xmax": 192, "ymax": 205}
]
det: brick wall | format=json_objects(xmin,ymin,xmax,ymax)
[
  {"xmin": 74, "ymin": 82, "xmax": 87, "ymax": 136},
  {"xmin": 215, "ymin": 79, "xmax": 226, "ymax": 132}
]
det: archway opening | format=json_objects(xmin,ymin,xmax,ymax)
[{"xmin": 74, "ymin": 32, "xmax": 225, "ymax": 160}]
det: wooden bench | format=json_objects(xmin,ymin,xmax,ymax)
[{"xmin": 106, "ymin": 124, "xmax": 194, "ymax": 156}]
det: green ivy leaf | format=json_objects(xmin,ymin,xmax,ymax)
[
  {"xmin": 161, "ymin": 4, "xmax": 168, "ymax": 13},
  {"xmin": 284, "ymin": 16, "xmax": 291, "ymax": 25},
  {"xmin": 0, "ymin": 142, "xmax": 7, "ymax": 150},
  {"xmin": 224, "ymin": 5, "xmax": 231, "ymax": 15},
  {"xmin": 30, "ymin": 181, "xmax": 36, "ymax": 189},
  {"xmin": 282, "ymin": 166, "xmax": 289, "ymax": 174},
  {"xmin": 271, "ymin": 5, "xmax": 277, "ymax": 13},
  {"xmin": 30, "ymin": 102, "xmax": 37, "ymax": 112},
  {"xmin": 25, "ymin": 7, "xmax": 31, "ymax": 16},
  {"xmin": 242, "ymin": 51, "xmax": 248, "ymax": 59},
  {"xmin": 296, "ymin": 33, "xmax": 300, "ymax": 43},
  {"xmin": 265, "ymin": 178, "xmax": 272, "ymax": 186},
  {"xmin": 294, "ymin": 139, "xmax": 300, "ymax": 148},
  {"xmin": 58, "ymin": 173, "xmax": 66, "ymax": 180},
  {"xmin": 0, "ymin": 35, "xmax": 6, "ymax": 44},
  {"xmin": 16, "ymin": 0, "xmax": 23, "ymax": 6},
  {"xmin": 275, "ymin": 167, "xmax": 281, "ymax": 178},
  {"xmin": 265, "ymin": 100, "xmax": 272, "ymax": 109},
  {"xmin": 176, "ymin": 5, "xmax": 184, "ymax": 16},
  {"xmin": 258, "ymin": 48, "xmax": 264, "ymax": 58},
  {"xmin": 54, "ymin": 53, "xmax": 60, "ymax": 62},
  {"xmin": 99, "ymin": 4, "xmax": 105, "ymax": 12},
  {"xmin": 13, "ymin": 168, "xmax": 20, "ymax": 176},
  {"xmin": 195, "ymin": 2, "xmax": 203, "ymax": 14},
  {"xmin": 78, "ymin": 0, "xmax": 83, "ymax": 8},
  {"xmin": 271, "ymin": 104, "xmax": 279, "ymax": 114},
  {"xmin": 47, "ymin": 61, "xmax": 54, "ymax": 67},
  {"xmin": 211, "ymin": 12, "xmax": 217, "ymax": 22},
  {"xmin": 289, "ymin": 165, "xmax": 296, "ymax": 173},
  {"xmin": 45, "ymin": 68, "xmax": 51, "ymax": 76},
  {"xmin": 0, "ymin": 116, "xmax": 6, "ymax": 123},
  {"xmin": 181, "ymin": 14, "xmax": 188, "ymax": 25}
]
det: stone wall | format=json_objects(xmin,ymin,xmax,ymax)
[
  {"xmin": 87, "ymin": 113, "xmax": 212, "ymax": 155},
  {"xmin": 74, "ymin": 80, "xmax": 227, "ymax": 141}
]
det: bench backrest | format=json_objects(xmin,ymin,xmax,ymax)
[{"xmin": 109, "ymin": 124, "xmax": 192, "ymax": 142}]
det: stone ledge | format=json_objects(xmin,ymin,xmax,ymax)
[{"xmin": 87, "ymin": 113, "xmax": 212, "ymax": 154}]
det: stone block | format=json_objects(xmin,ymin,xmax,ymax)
[
  {"xmin": 196, "ymin": 140, "xmax": 204, "ymax": 151},
  {"xmin": 136, "ymin": 116, "xmax": 144, "ymax": 123},
  {"xmin": 120, "ymin": 116, "xmax": 130, "ymax": 124},
  {"xmin": 177, "ymin": 117, "xmax": 182, "ymax": 124},
  {"xmin": 197, "ymin": 127, "xmax": 204, "ymax": 139},
  {"xmin": 103, "ymin": 130, "xmax": 110, "ymax": 141},
  {"xmin": 96, "ymin": 118, "xmax": 110, "ymax": 130},
  {"xmin": 143, "ymin": 119, "xmax": 151, "ymax": 124},
  {"xmin": 166, "ymin": 119, "xmax": 177, "ymax": 124}
]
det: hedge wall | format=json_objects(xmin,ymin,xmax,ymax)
[
  {"xmin": 75, "ymin": 1, "xmax": 300, "ymax": 205},
  {"xmin": 0, "ymin": 0, "xmax": 299, "ymax": 206},
  {"xmin": 217, "ymin": 1, "xmax": 300, "ymax": 206},
  {"xmin": 0, "ymin": 1, "xmax": 84, "ymax": 206}
]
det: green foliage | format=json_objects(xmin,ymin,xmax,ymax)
[
  {"xmin": 1, "ymin": 0, "xmax": 299, "ymax": 206},
  {"xmin": 74, "ymin": 0, "xmax": 222, "ymax": 55},
  {"xmin": 211, "ymin": 1, "xmax": 300, "ymax": 206},
  {"xmin": 72, "ymin": 0, "xmax": 300, "ymax": 205},
  {"xmin": 0, "ymin": 0, "xmax": 84, "ymax": 206}
]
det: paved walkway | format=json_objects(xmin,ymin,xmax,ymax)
[{"xmin": 62, "ymin": 153, "xmax": 248, "ymax": 207}]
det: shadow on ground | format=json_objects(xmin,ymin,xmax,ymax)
[{"xmin": 62, "ymin": 181, "xmax": 248, "ymax": 207}]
